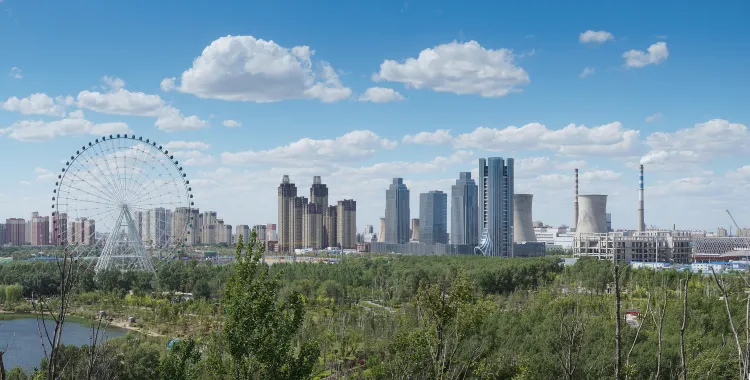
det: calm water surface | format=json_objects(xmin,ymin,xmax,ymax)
[{"xmin": 0, "ymin": 317, "xmax": 127, "ymax": 372}]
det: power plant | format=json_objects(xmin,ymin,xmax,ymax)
[
  {"xmin": 576, "ymin": 195, "xmax": 608, "ymax": 234},
  {"xmin": 513, "ymin": 194, "xmax": 536, "ymax": 242}
]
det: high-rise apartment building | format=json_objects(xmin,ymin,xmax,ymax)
[
  {"xmin": 303, "ymin": 203, "xmax": 324, "ymax": 249},
  {"xmin": 266, "ymin": 223, "xmax": 277, "ymax": 241},
  {"xmin": 310, "ymin": 176, "xmax": 328, "ymax": 208},
  {"xmin": 236, "ymin": 225, "xmax": 251, "ymax": 241},
  {"xmin": 253, "ymin": 224, "xmax": 267, "ymax": 241},
  {"xmin": 31, "ymin": 213, "xmax": 50, "ymax": 246},
  {"xmin": 149, "ymin": 208, "xmax": 172, "ymax": 248},
  {"xmin": 451, "ymin": 172, "xmax": 479, "ymax": 245},
  {"xmin": 290, "ymin": 196, "xmax": 307, "ymax": 251},
  {"xmin": 217, "ymin": 219, "xmax": 233, "ymax": 245},
  {"xmin": 52, "ymin": 212, "xmax": 67, "ymax": 246},
  {"xmin": 68, "ymin": 218, "xmax": 96, "ymax": 246},
  {"xmin": 173, "ymin": 207, "xmax": 199, "ymax": 246},
  {"xmin": 0, "ymin": 223, "xmax": 6, "ymax": 246},
  {"xmin": 278, "ymin": 175, "xmax": 297, "ymax": 253},
  {"xmin": 419, "ymin": 191, "xmax": 448, "ymax": 244},
  {"xmin": 476, "ymin": 157, "xmax": 514, "ymax": 257},
  {"xmin": 337, "ymin": 199, "xmax": 356, "ymax": 249},
  {"xmin": 324, "ymin": 206, "xmax": 338, "ymax": 248},
  {"xmin": 201, "ymin": 211, "xmax": 218, "ymax": 244},
  {"xmin": 5, "ymin": 218, "xmax": 25, "ymax": 246},
  {"xmin": 385, "ymin": 178, "xmax": 410, "ymax": 244}
]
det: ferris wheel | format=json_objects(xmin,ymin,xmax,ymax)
[{"xmin": 51, "ymin": 134, "xmax": 195, "ymax": 273}]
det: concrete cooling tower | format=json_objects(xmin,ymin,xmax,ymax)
[
  {"xmin": 576, "ymin": 195, "xmax": 608, "ymax": 234},
  {"xmin": 513, "ymin": 194, "xmax": 536, "ymax": 242},
  {"xmin": 410, "ymin": 218, "xmax": 420, "ymax": 241},
  {"xmin": 378, "ymin": 218, "xmax": 385, "ymax": 242}
]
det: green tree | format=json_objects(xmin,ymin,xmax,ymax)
[
  {"xmin": 222, "ymin": 232, "xmax": 319, "ymax": 379},
  {"xmin": 4, "ymin": 284, "xmax": 22, "ymax": 303}
]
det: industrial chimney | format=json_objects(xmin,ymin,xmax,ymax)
[
  {"xmin": 638, "ymin": 165, "xmax": 645, "ymax": 233},
  {"xmin": 573, "ymin": 168, "xmax": 579, "ymax": 231},
  {"xmin": 576, "ymin": 195, "xmax": 608, "ymax": 234},
  {"xmin": 513, "ymin": 194, "xmax": 536, "ymax": 242}
]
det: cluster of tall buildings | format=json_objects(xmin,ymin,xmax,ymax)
[
  {"xmin": 277, "ymin": 175, "xmax": 356, "ymax": 252},
  {"xmin": 372, "ymin": 157, "xmax": 520, "ymax": 257},
  {"xmin": 0, "ymin": 212, "xmax": 95, "ymax": 247}
]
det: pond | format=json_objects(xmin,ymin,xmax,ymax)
[{"xmin": 0, "ymin": 317, "xmax": 127, "ymax": 372}]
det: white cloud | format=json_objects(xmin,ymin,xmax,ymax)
[
  {"xmin": 623, "ymin": 42, "xmax": 669, "ymax": 68},
  {"xmin": 165, "ymin": 141, "xmax": 211, "ymax": 150},
  {"xmin": 164, "ymin": 35, "xmax": 352, "ymax": 103},
  {"xmin": 645, "ymin": 112, "xmax": 662, "ymax": 123},
  {"xmin": 2, "ymin": 93, "xmax": 73, "ymax": 117},
  {"xmin": 402, "ymin": 129, "xmax": 453, "ymax": 145},
  {"xmin": 101, "ymin": 76, "xmax": 125, "ymax": 90},
  {"xmin": 154, "ymin": 109, "xmax": 208, "ymax": 132},
  {"xmin": 579, "ymin": 30, "xmax": 615, "ymax": 44},
  {"xmin": 373, "ymin": 40, "xmax": 530, "ymax": 97},
  {"xmin": 223, "ymin": 120, "xmax": 242, "ymax": 128},
  {"xmin": 358, "ymin": 87, "xmax": 405, "ymax": 103},
  {"xmin": 34, "ymin": 168, "xmax": 57, "ymax": 181},
  {"xmin": 454, "ymin": 122, "xmax": 640, "ymax": 156},
  {"xmin": 331, "ymin": 150, "xmax": 475, "ymax": 179},
  {"xmin": 645, "ymin": 119, "xmax": 748, "ymax": 157},
  {"xmin": 77, "ymin": 77, "xmax": 208, "ymax": 131},
  {"xmin": 579, "ymin": 67, "xmax": 595, "ymax": 78},
  {"xmin": 221, "ymin": 130, "xmax": 398, "ymax": 165},
  {"xmin": 19, "ymin": 181, "xmax": 31, "ymax": 186},
  {"xmin": 0, "ymin": 118, "xmax": 131, "ymax": 142},
  {"xmin": 515, "ymin": 156, "xmax": 586, "ymax": 176},
  {"xmin": 172, "ymin": 150, "xmax": 214, "ymax": 166},
  {"xmin": 9, "ymin": 67, "xmax": 22, "ymax": 79}
]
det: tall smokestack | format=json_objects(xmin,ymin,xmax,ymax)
[
  {"xmin": 573, "ymin": 168, "xmax": 579, "ymax": 231},
  {"xmin": 638, "ymin": 164, "xmax": 645, "ymax": 232}
]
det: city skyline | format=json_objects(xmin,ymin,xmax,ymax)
[{"xmin": 1, "ymin": 0, "xmax": 748, "ymax": 231}]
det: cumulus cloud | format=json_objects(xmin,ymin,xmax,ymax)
[
  {"xmin": 101, "ymin": 76, "xmax": 126, "ymax": 90},
  {"xmin": 2, "ymin": 93, "xmax": 74, "ymax": 117},
  {"xmin": 223, "ymin": 120, "xmax": 242, "ymax": 128},
  {"xmin": 331, "ymin": 150, "xmax": 475, "ymax": 179},
  {"xmin": 373, "ymin": 40, "xmax": 530, "ymax": 97},
  {"xmin": 358, "ymin": 87, "xmax": 405, "ymax": 103},
  {"xmin": 163, "ymin": 35, "xmax": 352, "ymax": 103},
  {"xmin": 454, "ymin": 122, "xmax": 640, "ymax": 156},
  {"xmin": 221, "ymin": 130, "xmax": 398, "ymax": 165},
  {"xmin": 402, "ymin": 129, "xmax": 453, "ymax": 145},
  {"xmin": 77, "ymin": 76, "xmax": 207, "ymax": 131},
  {"xmin": 579, "ymin": 67, "xmax": 595, "ymax": 78},
  {"xmin": 579, "ymin": 30, "xmax": 615, "ymax": 44},
  {"xmin": 515, "ymin": 156, "xmax": 587, "ymax": 176},
  {"xmin": 164, "ymin": 141, "xmax": 211, "ymax": 150},
  {"xmin": 645, "ymin": 112, "xmax": 662, "ymax": 123},
  {"xmin": 0, "ymin": 118, "xmax": 131, "ymax": 142},
  {"xmin": 645, "ymin": 119, "xmax": 748, "ymax": 157},
  {"xmin": 623, "ymin": 42, "xmax": 669, "ymax": 68},
  {"xmin": 9, "ymin": 67, "xmax": 22, "ymax": 79},
  {"xmin": 172, "ymin": 150, "xmax": 215, "ymax": 166}
]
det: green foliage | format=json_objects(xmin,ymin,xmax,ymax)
[
  {"xmin": 4, "ymin": 283, "xmax": 23, "ymax": 303},
  {"xmin": 221, "ymin": 232, "xmax": 319, "ymax": 379}
]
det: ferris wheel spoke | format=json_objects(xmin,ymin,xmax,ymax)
[
  {"xmin": 123, "ymin": 144, "xmax": 151, "ymax": 204},
  {"xmin": 108, "ymin": 138, "xmax": 128, "ymax": 202},
  {"xmin": 88, "ymin": 140, "xmax": 127, "ymax": 204},
  {"xmin": 58, "ymin": 176, "xmax": 121, "ymax": 207},
  {"xmin": 127, "ymin": 151, "xmax": 176, "ymax": 202},
  {"xmin": 68, "ymin": 154, "xmax": 123, "ymax": 204}
]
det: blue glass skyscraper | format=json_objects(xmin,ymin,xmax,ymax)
[{"xmin": 476, "ymin": 157, "xmax": 514, "ymax": 257}]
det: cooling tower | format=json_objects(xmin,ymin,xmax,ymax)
[
  {"xmin": 410, "ymin": 218, "xmax": 420, "ymax": 241},
  {"xmin": 378, "ymin": 217, "xmax": 385, "ymax": 242},
  {"xmin": 513, "ymin": 194, "xmax": 536, "ymax": 242},
  {"xmin": 576, "ymin": 195, "xmax": 608, "ymax": 234}
]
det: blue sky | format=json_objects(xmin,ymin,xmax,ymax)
[{"xmin": 1, "ymin": 0, "xmax": 749, "ymax": 232}]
